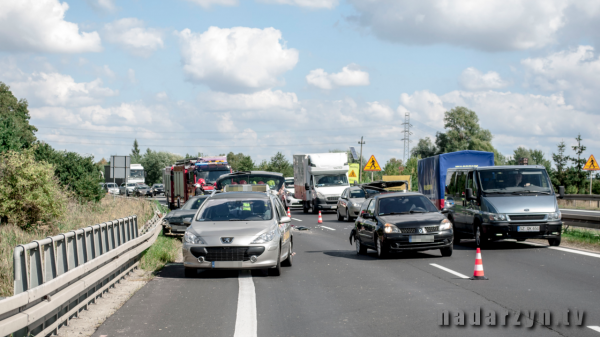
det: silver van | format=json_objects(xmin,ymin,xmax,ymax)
[{"xmin": 444, "ymin": 165, "xmax": 563, "ymax": 246}]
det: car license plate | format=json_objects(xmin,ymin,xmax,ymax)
[
  {"xmin": 517, "ymin": 226, "xmax": 540, "ymax": 232},
  {"xmin": 331, "ymin": 206, "xmax": 337, "ymax": 209},
  {"xmin": 213, "ymin": 261, "xmax": 243, "ymax": 268},
  {"xmin": 409, "ymin": 235, "xmax": 434, "ymax": 243}
]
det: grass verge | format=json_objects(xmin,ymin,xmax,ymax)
[
  {"xmin": 562, "ymin": 227, "xmax": 600, "ymax": 249},
  {"xmin": 0, "ymin": 196, "xmax": 155, "ymax": 298},
  {"xmin": 558, "ymin": 199, "xmax": 600, "ymax": 211},
  {"xmin": 139, "ymin": 231, "xmax": 182, "ymax": 274}
]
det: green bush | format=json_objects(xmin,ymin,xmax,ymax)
[
  {"xmin": 566, "ymin": 186, "xmax": 578, "ymax": 194},
  {"xmin": 0, "ymin": 148, "xmax": 67, "ymax": 228},
  {"xmin": 34, "ymin": 143, "xmax": 104, "ymax": 202}
]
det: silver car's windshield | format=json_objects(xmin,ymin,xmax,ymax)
[
  {"xmin": 478, "ymin": 169, "xmax": 552, "ymax": 194},
  {"xmin": 196, "ymin": 198, "xmax": 273, "ymax": 221}
]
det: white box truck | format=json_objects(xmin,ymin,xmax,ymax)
[{"xmin": 293, "ymin": 153, "xmax": 349, "ymax": 214}]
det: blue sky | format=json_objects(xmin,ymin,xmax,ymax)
[{"xmin": 2, "ymin": 0, "xmax": 600, "ymax": 166}]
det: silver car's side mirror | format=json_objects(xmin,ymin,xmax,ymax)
[{"xmin": 280, "ymin": 216, "xmax": 291, "ymax": 223}]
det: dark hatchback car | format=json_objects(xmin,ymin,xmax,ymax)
[
  {"xmin": 351, "ymin": 192, "xmax": 453, "ymax": 258},
  {"xmin": 163, "ymin": 195, "xmax": 209, "ymax": 235},
  {"xmin": 133, "ymin": 184, "xmax": 153, "ymax": 197},
  {"xmin": 151, "ymin": 184, "xmax": 164, "ymax": 196}
]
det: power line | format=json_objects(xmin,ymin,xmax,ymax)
[{"xmin": 400, "ymin": 111, "xmax": 413, "ymax": 164}]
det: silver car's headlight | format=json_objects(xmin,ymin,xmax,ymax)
[
  {"xmin": 251, "ymin": 228, "xmax": 278, "ymax": 244},
  {"xmin": 439, "ymin": 218, "xmax": 452, "ymax": 230},
  {"xmin": 184, "ymin": 231, "xmax": 206, "ymax": 244},
  {"xmin": 548, "ymin": 211, "xmax": 561, "ymax": 220}
]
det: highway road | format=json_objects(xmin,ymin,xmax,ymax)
[{"xmin": 92, "ymin": 209, "xmax": 600, "ymax": 337}]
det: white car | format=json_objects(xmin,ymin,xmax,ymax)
[
  {"xmin": 104, "ymin": 182, "xmax": 120, "ymax": 195},
  {"xmin": 282, "ymin": 177, "xmax": 301, "ymax": 209},
  {"xmin": 119, "ymin": 182, "xmax": 137, "ymax": 196}
]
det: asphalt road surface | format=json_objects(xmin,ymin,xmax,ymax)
[{"xmin": 93, "ymin": 209, "xmax": 600, "ymax": 337}]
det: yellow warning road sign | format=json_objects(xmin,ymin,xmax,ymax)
[
  {"xmin": 584, "ymin": 154, "xmax": 600, "ymax": 171},
  {"xmin": 348, "ymin": 170, "xmax": 357, "ymax": 178},
  {"xmin": 363, "ymin": 155, "xmax": 382, "ymax": 172}
]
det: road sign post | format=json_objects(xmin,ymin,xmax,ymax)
[{"xmin": 583, "ymin": 154, "xmax": 599, "ymax": 196}]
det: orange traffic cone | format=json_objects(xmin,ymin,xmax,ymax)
[
  {"xmin": 318, "ymin": 211, "xmax": 323, "ymax": 224},
  {"xmin": 470, "ymin": 248, "xmax": 488, "ymax": 280},
  {"xmin": 287, "ymin": 207, "xmax": 291, "ymax": 218}
]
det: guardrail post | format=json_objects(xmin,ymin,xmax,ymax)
[
  {"xmin": 29, "ymin": 241, "xmax": 44, "ymax": 288},
  {"xmin": 14, "ymin": 245, "xmax": 28, "ymax": 294},
  {"xmin": 134, "ymin": 216, "xmax": 139, "ymax": 238},
  {"xmin": 67, "ymin": 232, "xmax": 78, "ymax": 270},
  {"xmin": 85, "ymin": 228, "xmax": 93, "ymax": 261},
  {"xmin": 93, "ymin": 227, "xmax": 100, "ymax": 258},
  {"xmin": 56, "ymin": 234, "xmax": 68, "ymax": 275},
  {"xmin": 44, "ymin": 239, "xmax": 57, "ymax": 283}
]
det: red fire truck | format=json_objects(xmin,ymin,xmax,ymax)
[{"xmin": 163, "ymin": 156, "xmax": 232, "ymax": 209}]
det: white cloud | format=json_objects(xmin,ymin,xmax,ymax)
[
  {"xmin": 198, "ymin": 89, "xmax": 298, "ymax": 110},
  {"xmin": 0, "ymin": 0, "xmax": 101, "ymax": 53},
  {"xmin": 459, "ymin": 67, "xmax": 510, "ymax": 90},
  {"xmin": 176, "ymin": 27, "xmax": 299, "ymax": 93},
  {"xmin": 347, "ymin": 0, "xmax": 600, "ymax": 51},
  {"xmin": 185, "ymin": 0, "xmax": 238, "ymax": 8},
  {"xmin": 306, "ymin": 64, "xmax": 370, "ymax": 90},
  {"xmin": 398, "ymin": 90, "xmax": 446, "ymax": 130},
  {"xmin": 87, "ymin": 0, "xmax": 117, "ymax": 13},
  {"xmin": 521, "ymin": 45, "xmax": 600, "ymax": 109},
  {"xmin": 7, "ymin": 71, "xmax": 117, "ymax": 107},
  {"xmin": 103, "ymin": 18, "xmax": 164, "ymax": 57},
  {"xmin": 258, "ymin": 0, "xmax": 338, "ymax": 9},
  {"xmin": 127, "ymin": 69, "xmax": 137, "ymax": 83}
]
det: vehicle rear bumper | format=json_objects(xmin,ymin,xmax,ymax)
[
  {"xmin": 482, "ymin": 222, "xmax": 562, "ymax": 239},
  {"xmin": 385, "ymin": 231, "xmax": 453, "ymax": 251}
]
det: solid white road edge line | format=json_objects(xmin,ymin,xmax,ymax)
[
  {"xmin": 430, "ymin": 263, "xmax": 470, "ymax": 279},
  {"xmin": 520, "ymin": 242, "xmax": 600, "ymax": 258},
  {"xmin": 319, "ymin": 226, "xmax": 336, "ymax": 231},
  {"xmin": 233, "ymin": 270, "xmax": 257, "ymax": 337},
  {"xmin": 291, "ymin": 218, "xmax": 303, "ymax": 221},
  {"xmin": 588, "ymin": 326, "xmax": 600, "ymax": 333}
]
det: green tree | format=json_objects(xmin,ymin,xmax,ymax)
[
  {"xmin": 34, "ymin": 143, "xmax": 104, "ymax": 202},
  {"xmin": 0, "ymin": 82, "xmax": 37, "ymax": 152},
  {"xmin": 569, "ymin": 134, "xmax": 587, "ymax": 189},
  {"xmin": 509, "ymin": 147, "xmax": 532, "ymax": 165},
  {"xmin": 552, "ymin": 141, "xmax": 569, "ymax": 188},
  {"xmin": 434, "ymin": 106, "xmax": 503, "ymax": 164},
  {"xmin": 411, "ymin": 137, "xmax": 437, "ymax": 158},
  {"xmin": 131, "ymin": 139, "xmax": 141, "ymax": 163},
  {"xmin": 140, "ymin": 149, "xmax": 183, "ymax": 185},
  {"xmin": 0, "ymin": 148, "xmax": 67, "ymax": 228},
  {"xmin": 401, "ymin": 156, "xmax": 419, "ymax": 191},
  {"xmin": 383, "ymin": 158, "xmax": 403, "ymax": 176},
  {"xmin": 530, "ymin": 149, "xmax": 551, "ymax": 172},
  {"xmin": 267, "ymin": 152, "xmax": 293, "ymax": 177},
  {"xmin": 227, "ymin": 152, "xmax": 255, "ymax": 171}
]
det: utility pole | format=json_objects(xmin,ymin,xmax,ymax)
[
  {"xmin": 358, "ymin": 136, "xmax": 365, "ymax": 183},
  {"xmin": 401, "ymin": 112, "xmax": 413, "ymax": 164}
]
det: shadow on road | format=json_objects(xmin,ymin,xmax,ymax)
[
  {"xmin": 454, "ymin": 239, "xmax": 547, "ymax": 251},
  {"xmin": 305, "ymin": 249, "xmax": 445, "ymax": 260},
  {"xmin": 158, "ymin": 263, "xmax": 241, "ymax": 279}
]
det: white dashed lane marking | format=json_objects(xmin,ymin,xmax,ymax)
[
  {"xmin": 430, "ymin": 263, "xmax": 470, "ymax": 279},
  {"xmin": 318, "ymin": 226, "xmax": 336, "ymax": 231},
  {"xmin": 233, "ymin": 270, "xmax": 257, "ymax": 337}
]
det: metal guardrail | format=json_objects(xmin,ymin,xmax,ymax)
[
  {"xmin": 0, "ymin": 211, "xmax": 163, "ymax": 337},
  {"xmin": 562, "ymin": 194, "xmax": 600, "ymax": 201}
]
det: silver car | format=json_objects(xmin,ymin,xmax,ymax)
[
  {"xmin": 336, "ymin": 187, "xmax": 369, "ymax": 221},
  {"xmin": 182, "ymin": 189, "xmax": 293, "ymax": 277}
]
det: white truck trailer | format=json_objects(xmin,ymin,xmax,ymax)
[{"xmin": 293, "ymin": 153, "xmax": 349, "ymax": 214}]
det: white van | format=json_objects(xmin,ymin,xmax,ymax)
[{"xmin": 293, "ymin": 153, "xmax": 349, "ymax": 214}]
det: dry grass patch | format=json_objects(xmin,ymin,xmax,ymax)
[
  {"xmin": 558, "ymin": 199, "xmax": 600, "ymax": 211},
  {"xmin": 0, "ymin": 196, "xmax": 155, "ymax": 298}
]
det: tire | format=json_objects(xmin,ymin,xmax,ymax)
[
  {"xmin": 355, "ymin": 237, "xmax": 367, "ymax": 255},
  {"xmin": 548, "ymin": 237, "xmax": 561, "ymax": 246},
  {"xmin": 269, "ymin": 244, "xmax": 282, "ymax": 276},
  {"xmin": 311, "ymin": 200, "xmax": 318, "ymax": 214},
  {"xmin": 282, "ymin": 241, "xmax": 293, "ymax": 267},
  {"xmin": 336, "ymin": 209, "xmax": 343, "ymax": 221},
  {"xmin": 440, "ymin": 245, "xmax": 453, "ymax": 257},
  {"xmin": 375, "ymin": 236, "xmax": 389, "ymax": 259},
  {"xmin": 184, "ymin": 268, "xmax": 196, "ymax": 278},
  {"xmin": 517, "ymin": 238, "xmax": 527, "ymax": 242},
  {"xmin": 303, "ymin": 202, "xmax": 309, "ymax": 214},
  {"xmin": 346, "ymin": 213, "xmax": 354, "ymax": 222}
]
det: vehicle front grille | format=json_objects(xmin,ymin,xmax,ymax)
[
  {"xmin": 424, "ymin": 226, "xmax": 440, "ymax": 232},
  {"xmin": 399, "ymin": 228, "xmax": 416, "ymax": 234},
  {"xmin": 206, "ymin": 247, "xmax": 248, "ymax": 261},
  {"xmin": 327, "ymin": 196, "xmax": 339, "ymax": 201},
  {"xmin": 509, "ymin": 215, "xmax": 546, "ymax": 221}
]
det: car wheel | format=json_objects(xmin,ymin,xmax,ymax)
[
  {"xmin": 282, "ymin": 242, "xmax": 293, "ymax": 267},
  {"xmin": 303, "ymin": 202, "xmax": 309, "ymax": 214},
  {"xmin": 355, "ymin": 238, "xmax": 367, "ymax": 255},
  {"xmin": 269, "ymin": 244, "xmax": 282, "ymax": 276},
  {"xmin": 346, "ymin": 213, "xmax": 354, "ymax": 222},
  {"xmin": 184, "ymin": 268, "xmax": 196, "ymax": 278},
  {"xmin": 548, "ymin": 237, "xmax": 561, "ymax": 246},
  {"xmin": 440, "ymin": 245, "xmax": 453, "ymax": 257},
  {"xmin": 376, "ymin": 237, "xmax": 389, "ymax": 259},
  {"xmin": 336, "ymin": 209, "xmax": 343, "ymax": 221},
  {"xmin": 311, "ymin": 200, "xmax": 318, "ymax": 214}
]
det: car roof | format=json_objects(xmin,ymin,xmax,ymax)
[
  {"xmin": 209, "ymin": 191, "xmax": 270, "ymax": 200},
  {"xmin": 448, "ymin": 165, "xmax": 545, "ymax": 171},
  {"xmin": 373, "ymin": 192, "xmax": 424, "ymax": 199},
  {"xmin": 219, "ymin": 171, "xmax": 284, "ymax": 178}
]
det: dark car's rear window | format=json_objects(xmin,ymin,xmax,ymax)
[
  {"xmin": 216, "ymin": 174, "xmax": 284, "ymax": 192},
  {"xmin": 182, "ymin": 197, "xmax": 208, "ymax": 210},
  {"xmin": 196, "ymin": 198, "xmax": 273, "ymax": 221}
]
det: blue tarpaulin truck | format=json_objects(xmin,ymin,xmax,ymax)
[{"xmin": 418, "ymin": 150, "xmax": 495, "ymax": 209}]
